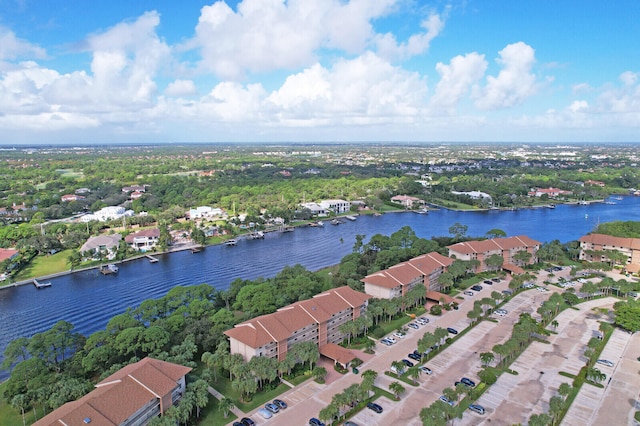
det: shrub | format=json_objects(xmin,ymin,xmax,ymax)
[
  {"xmin": 430, "ymin": 305, "xmax": 442, "ymax": 316},
  {"xmin": 369, "ymin": 325, "xmax": 386, "ymax": 339}
]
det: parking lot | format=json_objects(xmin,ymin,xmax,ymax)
[{"xmin": 459, "ymin": 297, "xmax": 621, "ymax": 426}]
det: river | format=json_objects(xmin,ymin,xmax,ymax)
[{"xmin": 1, "ymin": 196, "xmax": 639, "ymax": 378}]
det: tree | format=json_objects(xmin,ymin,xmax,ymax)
[
  {"xmin": 549, "ymin": 395, "xmax": 564, "ymax": 424},
  {"xmin": 485, "ymin": 228, "xmax": 507, "ymax": 239},
  {"xmin": 551, "ymin": 320, "xmax": 559, "ymax": 331},
  {"xmin": 529, "ymin": 413, "xmax": 552, "ymax": 426},
  {"xmin": 479, "ymin": 351, "xmax": 495, "ymax": 367},
  {"xmin": 478, "ymin": 368, "xmax": 497, "ymax": 385},
  {"xmin": 406, "ymin": 366, "xmax": 421, "ymax": 384},
  {"xmin": 513, "ymin": 249, "xmax": 532, "ymax": 266},
  {"xmin": 218, "ymin": 397, "xmax": 235, "ymax": 418},
  {"xmin": 318, "ymin": 402, "xmax": 340, "ymax": 425},
  {"xmin": 448, "ymin": 222, "xmax": 468, "ymax": 240},
  {"xmin": 389, "ymin": 381, "xmax": 405, "ymax": 399},
  {"xmin": 12, "ymin": 394, "xmax": 27, "ymax": 426},
  {"xmin": 312, "ymin": 366, "xmax": 328, "ymax": 383},
  {"xmin": 558, "ymin": 382, "xmax": 572, "ymax": 400},
  {"xmin": 485, "ymin": 254, "xmax": 504, "ymax": 271},
  {"xmin": 613, "ymin": 299, "xmax": 640, "ymax": 332},
  {"xmin": 391, "ymin": 360, "xmax": 405, "ymax": 375}
]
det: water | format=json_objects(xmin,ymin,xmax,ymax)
[{"xmin": 1, "ymin": 196, "xmax": 638, "ymax": 378}]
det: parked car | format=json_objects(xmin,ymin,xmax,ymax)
[
  {"xmin": 464, "ymin": 291, "xmax": 474, "ymax": 296},
  {"xmin": 387, "ymin": 336, "xmax": 397, "ymax": 343},
  {"xmin": 408, "ymin": 322, "xmax": 419, "ymax": 329},
  {"xmin": 390, "ymin": 365, "xmax": 405, "ymax": 375},
  {"xmin": 420, "ymin": 366, "xmax": 433, "ymax": 375},
  {"xmin": 273, "ymin": 399, "xmax": 287, "ymax": 409},
  {"xmin": 344, "ymin": 422, "xmax": 359, "ymax": 426},
  {"xmin": 471, "ymin": 285, "xmax": 483, "ymax": 291},
  {"xmin": 367, "ymin": 402, "xmax": 383, "ymax": 413},
  {"xmin": 309, "ymin": 418, "xmax": 325, "ymax": 426},
  {"xmin": 417, "ymin": 317, "xmax": 430, "ymax": 324},
  {"xmin": 461, "ymin": 377, "xmax": 476, "ymax": 387},
  {"xmin": 447, "ymin": 327, "xmax": 458, "ymax": 335},
  {"xmin": 258, "ymin": 408, "xmax": 272, "ymax": 419},
  {"xmin": 393, "ymin": 331, "xmax": 406, "ymax": 339},
  {"xmin": 401, "ymin": 359, "xmax": 414, "ymax": 367},
  {"xmin": 502, "ymin": 290, "xmax": 513, "ymax": 296},
  {"xmin": 495, "ymin": 309, "xmax": 507, "ymax": 316},
  {"xmin": 468, "ymin": 404, "xmax": 485, "ymax": 414},
  {"xmin": 596, "ymin": 359, "xmax": 615, "ymax": 367},
  {"xmin": 483, "ymin": 280, "xmax": 494, "ymax": 285},
  {"xmin": 240, "ymin": 418, "xmax": 255, "ymax": 426},
  {"xmin": 408, "ymin": 353, "xmax": 421, "ymax": 361},
  {"xmin": 380, "ymin": 338, "xmax": 393, "ymax": 346},
  {"xmin": 265, "ymin": 403, "xmax": 280, "ymax": 414},
  {"xmin": 439, "ymin": 395, "xmax": 454, "ymax": 406},
  {"xmin": 492, "ymin": 277, "xmax": 501, "ymax": 282},
  {"xmin": 233, "ymin": 422, "xmax": 244, "ymax": 426}
]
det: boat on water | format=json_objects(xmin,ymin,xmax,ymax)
[
  {"xmin": 33, "ymin": 278, "xmax": 52, "ymax": 289},
  {"xmin": 225, "ymin": 239, "xmax": 238, "ymax": 246},
  {"xmin": 546, "ymin": 204, "xmax": 555, "ymax": 209},
  {"xmin": 345, "ymin": 215, "xmax": 357, "ymax": 221},
  {"xmin": 317, "ymin": 220, "xmax": 324, "ymax": 226},
  {"xmin": 100, "ymin": 264, "xmax": 119, "ymax": 275},
  {"xmin": 415, "ymin": 208, "xmax": 429, "ymax": 214},
  {"xmin": 248, "ymin": 231, "xmax": 264, "ymax": 239}
]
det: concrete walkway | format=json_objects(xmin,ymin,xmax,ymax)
[{"xmin": 207, "ymin": 385, "xmax": 245, "ymax": 419}]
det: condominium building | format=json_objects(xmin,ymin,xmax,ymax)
[
  {"xmin": 447, "ymin": 235, "xmax": 540, "ymax": 273},
  {"xmin": 34, "ymin": 357, "xmax": 191, "ymax": 426},
  {"xmin": 361, "ymin": 251, "xmax": 454, "ymax": 298},
  {"xmin": 224, "ymin": 286, "xmax": 371, "ymax": 364},
  {"xmin": 578, "ymin": 233, "xmax": 640, "ymax": 267}
]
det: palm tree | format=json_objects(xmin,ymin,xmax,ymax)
[
  {"xmin": 312, "ymin": 366, "xmax": 328, "ymax": 383},
  {"xmin": 558, "ymin": 382, "xmax": 572, "ymax": 400},
  {"xmin": 389, "ymin": 381, "xmax": 406, "ymax": 399},
  {"xmin": 11, "ymin": 394, "xmax": 27, "ymax": 426},
  {"xmin": 479, "ymin": 351, "xmax": 495, "ymax": 367},
  {"xmin": 391, "ymin": 360, "xmax": 405, "ymax": 375},
  {"xmin": 319, "ymin": 402, "xmax": 340, "ymax": 425},
  {"xmin": 217, "ymin": 397, "xmax": 235, "ymax": 418},
  {"xmin": 406, "ymin": 366, "xmax": 421, "ymax": 384},
  {"xmin": 551, "ymin": 320, "xmax": 559, "ymax": 331}
]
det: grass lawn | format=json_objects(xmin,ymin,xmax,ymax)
[
  {"xmin": 374, "ymin": 314, "xmax": 414, "ymax": 336},
  {"xmin": 211, "ymin": 376, "xmax": 290, "ymax": 413},
  {"xmin": 430, "ymin": 198, "xmax": 478, "ymax": 210},
  {"xmin": 197, "ymin": 395, "xmax": 238, "ymax": 426},
  {"xmin": 14, "ymin": 249, "xmax": 74, "ymax": 281},
  {"xmin": 0, "ymin": 381, "xmax": 37, "ymax": 426}
]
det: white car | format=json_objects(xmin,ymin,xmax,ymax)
[
  {"xmin": 536, "ymin": 286, "xmax": 548, "ymax": 292},
  {"xmin": 419, "ymin": 366, "xmax": 433, "ymax": 375},
  {"xmin": 596, "ymin": 359, "xmax": 614, "ymax": 367},
  {"xmin": 393, "ymin": 332, "xmax": 406, "ymax": 339},
  {"xmin": 386, "ymin": 336, "xmax": 397, "ymax": 344},
  {"xmin": 464, "ymin": 291, "xmax": 474, "ymax": 296},
  {"xmin": 495, "ymin": 309, "xmax": 507, "ymax": 316}
]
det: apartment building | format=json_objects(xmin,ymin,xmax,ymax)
[
  {"xmin": 578, "ymin": 233, "xmax": 640, "ymax": 267},
  {"xmin": 447, "ymin": 235, "xmax": 540, "ymax": 273}
]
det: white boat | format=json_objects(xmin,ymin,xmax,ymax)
[
  {"xmin": 317, "ymin": 221, "xmax": 324, "ymax": 226},
  {"xmin": 225, "ymin": 239, "xmax": 238, "ymax": 246},
  {"xmin": 345, "ymin": 215, "xmax": 357, "ymax": 221},
  {"xmin": 415, "ymin": 208, "xmax": 429, "ymax": 214}
]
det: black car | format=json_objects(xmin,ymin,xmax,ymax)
[
  {"xmin": 408, "ymin": 353, "xmax": 421, "ymax": 361},
  {"xmin": 309, "ymin": 418, "xmax": 325, "ymax": 426},
  {"xmin": 240, "ymin": 419, "xmax": 255, "ymax": 426},
  {"xmin": 367, "ymin": 402, "xmax": 383, "ymax": 413},
  {"xmin": 233, "ymin": 422, "xmax": 244, "ymax": 426},
  {"xmin": 461, "ymin": 377, "xmax": 476, "ymax": 387},
  {"xmin": 401, "ymin": 359, "xmax": 414, "ymax": 367},
  {"xmin": 492, "ymin": 277, "xmax": 501, "ymax": 282},
  {"xmin": 447, "ymin": 327, "xmax": 458, "ymax": 335},
  {"xmin": 483, "ymin": 280, "xmax": 493, "ymax": 285},
  {"xmin": 471, "ymin": 285, "xmax": 483, "ymax": 291},
  {"xmin": 273, "ymin": 399, "xmax": 287, "ymax": 409}
]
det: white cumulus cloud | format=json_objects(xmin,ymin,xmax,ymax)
[
  {"xmin": 474, "ymin": 41, "xmax": 538, "ymax": 110},
  {"xmin": 164, "ymin": 80, "xmax": 198, "ymax": 97},
  {"xmin": 430, "ymin": 52, "xmax": 487, "ymax": 113}
]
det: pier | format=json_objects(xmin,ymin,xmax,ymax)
[
  {"xmin": 33, "ymin": 278, "xmax": 52, "ymax": 289},
  {"xmin": 146, "ymin": 255, "xmax": 159, "ymax": 263}
]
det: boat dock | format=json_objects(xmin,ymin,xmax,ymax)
[
  {"xmin": 33, "ymin": 278, "xmax": 52, "ymax": 289},
  {"xmin": 191, "ymin": 246, "xmax": 203, "ymax": 253},
  {"xmin": 100, "ymin": 264, "xmax": 119, "ymax": 275},
  {"xmin": 146, "ymin": 255, "xmax": 159, "ymax": 263}
]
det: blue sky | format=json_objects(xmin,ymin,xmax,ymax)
[{"xmin": 0, "ymin": 0, "xmax": 638, "ymax": 144}]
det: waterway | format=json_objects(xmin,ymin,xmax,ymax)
[{"xmin": 1, "ymin": 196, "xmax": 639, "ymax": 378}]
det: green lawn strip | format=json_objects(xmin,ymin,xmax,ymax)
[
  {"xmin": 371, "ymin": 315, "xmax": 413, "ymax": 336},
  {"xmin": 211, "ymin": 376, "xmax": 290, "ymax": 413},
  {"xmin": 454, "ymin": 382, "xmax": 488, "ymax": 416},
  {"xmin": 197, "ymin": 396, "xmax": 239, "ymax": 426},
  {"xmin": 429, "ymin": 199, "xmax": 478, "ymax": 210},
  {"xmin": 383, "ymin": 371, "xmax": 419, "ymax": 387},
  {"xmin": 286, "ymin": 373, "xmax": 312, "ymax": 386}
]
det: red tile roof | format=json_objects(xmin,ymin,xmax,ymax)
[
  {"xmin": 447, "ymin": 235, "xmax": 540, "ymax": 255},
  {"xmin": 579, "ymin": 233, "xmax": 640, "ymax": 250},
  {"xmin": 34, "ymin": 358, "xmax": 191, "ymax": 426},
  {"xmin": 361, "ymin": 252, "xmax": 454, "ymax": 289},
  {"xmin": 225, "ymin": 286, "xmax": 371, "ymax": 348},
  {"xmin": 319, "ymin": 343, "xmax": 357, "ymax": 365},
  {"xmin": 124, "ymin": 228, "xmax": 160, "ymax": 243},
  {"xmin": 0, "ymin": 248, "xmax": 19, "ymax": 263}
]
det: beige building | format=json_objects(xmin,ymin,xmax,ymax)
[
  {"xmin": 361, "ymin": 252, "xmax": 454, "ymax": 298},
  {"xmin": 578, "ymin": 233, "xmax": 640, "ymax": 267},
  {"xmin": 447, "ymin": 235, "xmax": 540, "ymax": 273},
  {"xmin": 34, "ymin": 357, "xmax": 191, "ymax": 426},
  {"xmin": 224, "ymin": 286, "xmax": 371, "ymax": 364}
]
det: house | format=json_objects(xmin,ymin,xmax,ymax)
[
  {"xmin": 451, "ymin": 191, "xmax": 493, "ymax": 203},
  {"xmin": 224, "ymin": 286, "xmax": 371, "ymax": 366},
  {"xmin": 578, "ymin": 233, "xmax": 640, "ymax": 266},
  {"xmin": 34, "ymin": 357, "xmax": 191, "ymax": 426},
  {"xmin": 301, "ymin": 202, "xmax": 328, "ymax": 217},
  {"xmin": 75, "ymin": 188, "xmax": 91, "ymax": 194},
  {"xmin": 81, "ymin": 206, "xmax": 135, "ymax": 222},
  {"xmin": 80, "ymin": 234, "xmax": 122, "ymax": 259},
  {"xmin": 447, "ymin": 235, "xmax": 540, "ymax": 273},
  {"xmin": 528, "ymin": 187, "xmax": 573, "ymax": 198},
  {"xmin": 391, "ymin": 195, "xmax": 421, "ymax": 208},
  {"xmin": 0, "ymin": 248, "xmax": 19, "ymax": 264},
  {"xmin": 362, "ymin": 252, "xmax": 454, "ymax": 298},
  {"xmin": 125, "ymin": 228, "xmax": 160, "ymax": 252},
  {"xmin": 122, "ymin": 185, "xmax": 146, "ymax": 193},
  {"xmin": 585, "ymin": 180, "xmax": 605, "ymax": 187},
  {"xmin": 319, "ymin": 199, "xmax": 351, "ymax": 214},
  {"xmin": 61, "ymin": 194, "xmax": 85, "ymax": 202},
  {"xmin": 188, "ymin": 206, "xmax": 224, "ymax": 219},
  {"xmin": 130, "ymin": 191, "xmax": 144, "ymax": 200}
]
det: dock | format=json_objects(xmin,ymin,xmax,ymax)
[
  {"xmin": 100, "ymin": 264, "xmax": 119, "ymax": 275},
  {"xmin": 33, "ymin": 278, "xmax": 52, "ymax": 289},
  {"xmin": 146, "ymin": 255, "xmax": 159, "ymax": 263},
  {"xmin": 191, "ymin": 246, "xmax": 203, "ymax": 253}
]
